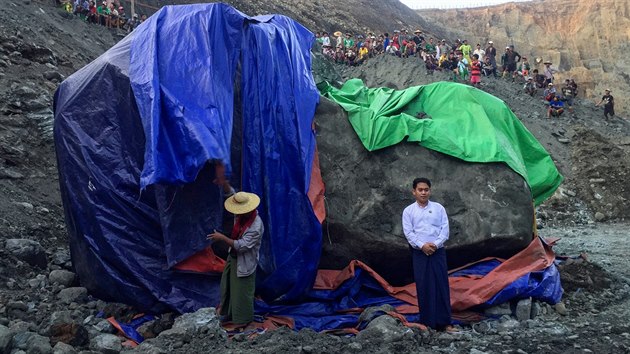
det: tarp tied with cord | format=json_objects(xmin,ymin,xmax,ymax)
[{"xmin": 321, "ymin": 79, "xmax": 563, "ymax": 205}]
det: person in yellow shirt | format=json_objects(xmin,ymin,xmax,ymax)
[
  {"xmin": 438, "ymin": 53, "xmax": 448, "ymax": 69},
  {"xmin": 63, "ymin": 1, "xmax": 73, "ymax": 13},
  {"xmin": 358, "ymin": 43, "xmax": 369, "ymax": 64},
  {"xmin": 458, "ymin": 39, "xmax": 472, "ymax": 66}
]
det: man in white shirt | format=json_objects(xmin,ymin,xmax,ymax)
[
  {"xmin": 321, "ymin": 31, "xmax": 331, "ymax": 47},
  {"xmin": 402, "ymin": 177, "xmax": 454, "ymax": 331},
  {"xmin": 473, "ymin": 43, "xmax": 485, "ymax": 64}
]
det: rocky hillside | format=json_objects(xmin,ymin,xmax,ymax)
[
  {"xmin": 418, "ymin": 0, "xmax": 630, "ymax": 114},
  {"xmin": 133, "ymin": 0, "xmax": 435, "ymax": 36}
]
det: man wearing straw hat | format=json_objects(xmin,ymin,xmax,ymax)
[
  {"xmin": 208, "ymin": 191, "xmax": 264, "ymax": 325},
  {"xmin": 333, "ymin": 31, "xmax": 343, "ymax": 48}
]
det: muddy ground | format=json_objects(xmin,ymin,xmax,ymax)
[{"xmin": 0, "ymin": 1, "xmax": 629, "ymax": 353}]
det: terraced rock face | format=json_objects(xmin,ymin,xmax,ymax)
[{"xmin": 418, "ymin": 0, "xmax": 630, "ymax": 115}]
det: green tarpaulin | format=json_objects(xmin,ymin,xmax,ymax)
[{"xmin": 320, "ymin": 79, "xmax": 563, "ymax": 205}]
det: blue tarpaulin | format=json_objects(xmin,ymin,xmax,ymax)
[
  {"xmin": 54, "ymin": 3, "xmax": 321, "ymax": 313},
  {"xmin": 254, "ymin": 257, "xmax": 562, "ymax": 332}
]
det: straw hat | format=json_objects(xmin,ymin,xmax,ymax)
[
  {"xmin": 333, "ymin": 31, "xmax": 342, "ymax": 37},
  {"xmin": 224, "ymin": 192, "xmax": 260, "ymax": 215}
]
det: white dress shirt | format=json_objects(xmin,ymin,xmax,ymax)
[{"xmin": 402, "ymin": 200, "xmax": 449, "ymax": 250}]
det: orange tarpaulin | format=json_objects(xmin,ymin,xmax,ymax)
[
  {"xmin": 307, "ymin": 146, "xmax": 326, "ymax": 223},
  {"xmin": 449, "ymin": 236, "xmax": 555, "ymax": 311},
  {"xmin": 313, "ymin": 236, "xmax": 556, "ymax": 312}
]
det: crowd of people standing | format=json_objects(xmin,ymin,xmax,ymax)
[
  {"xmin": 60, "ymin": 0, "xmax": 146, "ymax": 32},
  {"xmin": 316, "ymin": 29, "xmax": 614, "ymax": 120}
]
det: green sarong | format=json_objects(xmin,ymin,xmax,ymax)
[{"xmin": 220, "ymin": 255, "xmax": 256, "ymax": 325}]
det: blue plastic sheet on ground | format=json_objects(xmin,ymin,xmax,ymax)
[
  {"xmin": 450, "ymin": 259, "xmax": 563, "ymax": 308},
  {"xmin": 254, "ymin": 261, "xmax": 562, "ymax": 332},
  {"xmin": 109, "ymin": 315, "xmax": 156, "ymax": 343},
  {"xmin": 53, "ymin": 3, "xmax": 320, "ymax": 313}
]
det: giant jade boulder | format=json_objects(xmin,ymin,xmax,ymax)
[{"xmin": 315, "ymin": 97, "xmax": 534, "ymax": 285}]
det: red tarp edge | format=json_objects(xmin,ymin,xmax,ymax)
[{"xmin": 313, "ymin": 236, "xmax": 555, "ymax": 312}]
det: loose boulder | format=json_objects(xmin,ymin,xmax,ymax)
[
  {"xmin": 57, "ymin": 287, "xmax": 88, "ymax": 304},
  {"xmin": 48, "ymin": 270, "xmax": 76, "ymax": 287},
  {"xmin": 25, "ymin": 334, "xmax": 53, "ymax": 354},
  {"xmin": 90, "ymin": 334, "xmax": 122, "ymax": 354},
  {"xmin": 49, "ymin": 323, "xmax": 89, "ymax": 347},
  {"xmin": 315, "ymin": 97, "xmax": 535, "ymax": 284},
  {"xmin": 0, "ymin": 325, "xmax": 11, "ymax": 354},
  {"xmin": 5, "ymin": 239, "xmax": 47, "ymax": 268},
  {"xmin": 52, "ymin": 342, "xmax": 77, "ymax": 354}
]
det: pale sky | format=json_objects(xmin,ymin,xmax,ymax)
[{"xmin": 400, "ymin": 0, "xmax": 531, "ymax": 9}]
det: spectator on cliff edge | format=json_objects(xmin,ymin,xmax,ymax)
[
  {"xmin": 504, "ymin": 45, "xmax": 521, "ymax": 82},
  {"xmin": 87, "ymin": 1, "xmax": 97, "ymax": 24},
  {"xmin": 543, "ymin": 61, "xmax": 556, "ymax": 86},
  {"xmin": 447, "ymin": 52, "xmax": 459, "ymax": 72},
  {"xmin": 452, "ymin": 39, "xmax": 462, "ymax": 55},
  {"xmin": 532, "ymin": 69, "xmax": 545, "ymax": 88},
  {"xmin": 485, "ymin": 41, "xmax": 497, "ymax": 77},
  {"xmin": 453, "ymin": 53, "xmax": 469, "ymax": 82},
  {"xmin": 517, "ymin": 57, "xmax": 530, "ymax": 82},
  {"xmin": 126, "ymin": 13, "xmax": 141, "ymax": 32},
  {"xmin": 333, "ymin": 31, "xmax": 343, "ymax": 48},
  {"xmin": 321, "ymin": 32, "xmax": 331, "ymax": 47},
  {"xmin": 438, "ymin": 39, "xmax": 449, "ymax": 61},
  {"xmin": 544, "ymin": 83, "xmax": 557, "ymax": 102},
  {"xmin": 405, "ymin": 39, "xmax": 417, "ymax": 58},
  {"xmin": 524, "ymin": 77, "xmax": 537, "ymax": 97},
  {"xmin": 96, "ymin": 1, "xmax": 106, "ymax": 25},
  {"xmin": 482, "ymin": 56, "xmax": 494, "ymax": 77},
  {"xmin": 412, "ymin": 30, "xmax": 424, "ymax": 58},
  {"xmin": 569, "ymin": 79, "xmax": 578, "ymax": 96},
  {"xmin": 548, "ymin": 96, "xmax": 565, "ymax": 118},
  {"xmin": 473, "ymin": 44, "xmax": 485, "ymax": 65},
  {"xmin": 458, "ymin": 39, "xmax": 472, "ymax": 65},
  {"xmin": 343, "ymin": 33, "xmax": 355, "ymax": 49},
  {"xmin": 470, "ymin": 54, "xmax": 482, "ymax": 87},
  {"xmin": 561, "ymin": 79, "xmax": 576, "ymax": 113},
  {"xmin": 423, "ymin": 38, "xmax": 436, "ymax": 61},
  {"xmin": 596, "ymin": 89, "xmax": 615, "ymax": 119}
]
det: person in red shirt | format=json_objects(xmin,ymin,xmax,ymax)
[
  {"xmin": 87, "ymin": 1, "xmax": 97, "ymax": 24},
  {"xmin": 470, "ymin": 54, "xmax": 482, "ymax": 87}
]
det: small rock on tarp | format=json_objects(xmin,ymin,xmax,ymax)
[{"xmin": 356, "ymin": 315, "xmax": 408, "ymax": 343}]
